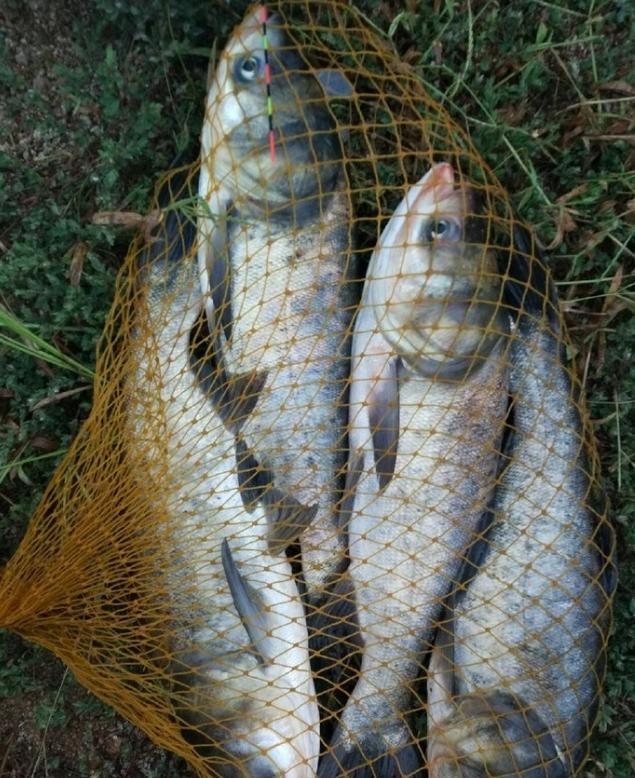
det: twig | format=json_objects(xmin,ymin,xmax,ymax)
[
  {"xmin": 614, "ymin": 389, "xmax": 622, "ymax": 492},
  {"xmin": 0, "ymin": 734, "xmax": 15, "ymax": 777},
  {"xmin": 28, "ymin": 668, "xmax": 69, "ymax": 778},
  {"xmin": 31, "ymin": 384, "xmax": 91, "ymax": 411}
]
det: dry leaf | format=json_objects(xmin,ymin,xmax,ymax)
[
  {"xmin": 30, "ymin": 435, "xmax": 59, "ymax": 452},
  {"xmin": 546, "ymin": 207, "xmax": 578, "ymax": 250},
  {"xmin": 69, "ymin": 241, "xmax": 87, "ymax": 288},
  {"xmin": 92, "ymin": 211, "xmax": 146, "ymax": 228},
  {"xmin": 556, "ymin": 183, "xmax": 588, "ymax": 205},
  {"xmin": 599, "ymin": 80, "xmax": 635, "ymax": 96},
  {"xmin": 35, "ymin": 358, "xmax": 55, "ymax": 378},
  {"xmin": 497, "ymin": 104, "xmax": 527, "ymax": 127}
]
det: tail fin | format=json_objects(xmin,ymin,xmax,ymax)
[
  {"xmin": 308, "ymin": 572, "xmax": 362, "ymax": 739},
  {"xmin": 319, "ymin": 736, "xmax": 424, "ymax": 778},
  {"xmin": 428, "ymin": 691, "xmax": 566, "ymax": 778}
]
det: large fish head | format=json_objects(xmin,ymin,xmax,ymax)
[
  {"xmin": 176, "ymin": 643, "xmax": 318, "ymax": 778},
  {"xmin": 202, "ymin": 7, "xmax": 343, "ymax": 220},
  {"xmin": 220, "ymin": 688, "xmax": 319, "ymax": 778},
  {"xmin": 367, "ymin": 163, "xmax": 506, "ymax": 379},
  {"xmin": 428, "ymin": 692, "xmax": 566, "ymax": 778},
  {"xmin": 176, "ymin": 538, "xmax": 319, "ymax": 778}
]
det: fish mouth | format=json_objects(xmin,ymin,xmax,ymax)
[
  {"xmin": 428, "ymin": 755, "xmax": 483, "ymax": 778},
  {"xmin": 418, "ymin": 161, "xmax": 456, "ymax": 201},
  {"xmin": 233, "ymin": 755, "xmax": 281, "ymax": 778},
  {"xmin": 184, "ymin": 729, "xmax": 313, "ymax": 778},
  {"xmin": 402, "ymin": 162, "xmax": 459, "ymax": 223},
  {"xmin": 374, "ymin": 162, "xmax": 465, "ymax": 263}
]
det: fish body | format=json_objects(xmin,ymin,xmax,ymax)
[
  {"xmin": 197, "ymin": 9, "xmax": 354, "ymax": 602},
  {"xmin": 127, "ymin": 176, "xmax": 319, "ymax": 777},
  {"xmin": 426, "ymin": 234, "xmax": 617, "ymax": 778},
  {"xmin": 321, "ymin": 164, "xmax": 509, "ymax": 776}
]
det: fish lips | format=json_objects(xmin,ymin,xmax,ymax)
[{"xmin": 227, "ymin": 113, "xmax": 343, "ymax": 223}]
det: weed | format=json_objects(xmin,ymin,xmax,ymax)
[{"xmin": 0, "ymin": 0, "xmax": 632, "ymax": 775}]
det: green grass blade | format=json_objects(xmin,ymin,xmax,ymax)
[
  {"xmin": 0, "ymin": 450, "xmax": 69, "ymax": 487},
  {"xmin": 0, "ymin": 308, "xmax": 95, "ymax": 379}
]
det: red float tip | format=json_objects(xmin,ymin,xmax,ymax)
[{"xmin": 268, "ymin": 130, "xmax": 276, "ymax": 163}]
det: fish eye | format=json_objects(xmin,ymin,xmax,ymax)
[
  {"xmin": 236, "ymin": 55, "xmax": 262, "ymax": 82},
  {"xmin": 422, "ymin": 218, "xmax": 461, "ymax": 242}
]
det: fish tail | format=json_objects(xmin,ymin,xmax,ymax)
[
  {"xmin": 308, "ymin": 572, "xmax": 362, "ymax": 733},
  {"xmin": 319, "ymin": 737, "xmax": 424, "ymax": 778},
  {"xmin": 428, "ymin": 691, "xmax": 566, "ymax": 778}
]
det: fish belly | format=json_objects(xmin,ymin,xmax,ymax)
[
  {"xmin": 346, "ymin": 344, "xmax": 508, "ymax": 727},
  {"xmin": 223, "ymin": 196, "xmax": 353, "ymax": 600}
]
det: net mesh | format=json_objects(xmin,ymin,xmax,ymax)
[{"xmin": 0, "ymin": 3, "xmax": 616, "ymax": 777}]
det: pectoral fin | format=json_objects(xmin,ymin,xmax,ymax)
[
  {"xmin": 367, "ymin": 358, "xmax": 400, "ymax": 491},
  {"xmin": 264, "ymin": 487, "xmax": 319, "ymax": 555},
  {"xmin": 224, "ymin": 368, "xmax": 269, "ymax": 429},
  {"xmin": 221, "ymin": 538, "xmax": 270, "ymax": 665},
  {"xmin": 316, "ymin": 69, "xmax": 354, "ymax": 98},
  {"xmin": 234, "ymin": 438, "xmax": 317, "ymax": 550},
  {"xmin": 235, "ymin": 435, "xmax": 269, "ymax": 512},
  {"xmin": 189, "ymin": 313, "xmax": 267, "ymax": 431}
]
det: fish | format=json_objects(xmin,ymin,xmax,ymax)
[
  {"xmin": 426, "ymin": 228, "xmax": 617, "ymax": 778},
  {"xmin": 127, "ymin": 171, "xmax": 320, "ymax": 778},
  {"xmin": 319, "ymin": 163, "xmax": 510, "ymax": 777},
  {"xmin": 197, "ymin": 7, "xmax": 355, "ymax": 606}
]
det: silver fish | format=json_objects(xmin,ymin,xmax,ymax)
[
  {"xmin": 320, "ymin": 163, "xmax": 510, "ymax": 776},
  {"xmin": 127, "ymin": 174, "xmax": 319, "ymax": 778},
  {"xmin": 197, "ymin": 9, "xmax": 355, "ymax": 605},
  {"xmin": 426, "ymin": 229, "xmax": 617, "ymax": 778}
]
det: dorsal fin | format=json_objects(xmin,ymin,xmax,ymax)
[
  {"xmin": 234, "ymin": 436, "xmax": 318, "ymax": 553},
  {"xmin": 188, "ymin": 312, "xmax": 267, "ymax": 431},
  {"xmin": 235, "ymin": 435, "xmax": 270, "ymax": 512},
  {"xmin": 138, "ymin": 169, "xmax": 197, "ymax": 270},
  {"xmin": 316, "ymin": 69, "xmax": 354, "ymax": 98},
  {"xmin": 207, "ymin": 207, "xmax": 233, "ymax": 344}
]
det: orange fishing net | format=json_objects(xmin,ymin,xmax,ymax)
[{"xmin": 0, "ymin": 3, "xmax": 616, "ymax": 777}]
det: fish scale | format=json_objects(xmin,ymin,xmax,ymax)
[
  {"xmin": 198, "ymin": 8, "xmax": 355, "ymax": 603},
  {"xmin": 426, "ymin": 237, "xmax": 616, "ymax": 778},
  {"xmin": 221, "ymin": 195, "xmax": 353, "ymax": 596},
  {"xmin": 127, "ymin": 179, "xmax": 319, "ymax": 777},
  {"xmin": 320, "ymin": 163, "xmax": 510, "ymax": 777}
]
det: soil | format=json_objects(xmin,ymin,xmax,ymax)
[{"xmin": 0, "ymin": 2, "xmax": 192, "ymax": 775}]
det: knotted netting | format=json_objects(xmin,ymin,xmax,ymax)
[{"xmin": 0, "ymin": 3, "xmax": 617, "ymax": 777}]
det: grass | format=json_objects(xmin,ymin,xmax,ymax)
[{"xmin": 0, "ymin": 0, "xmax": 633, "ymax": 775}]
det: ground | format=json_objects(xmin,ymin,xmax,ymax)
[{"xmin": 0, "ymin": 0, "xmax": 633, "ymax": 776}]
